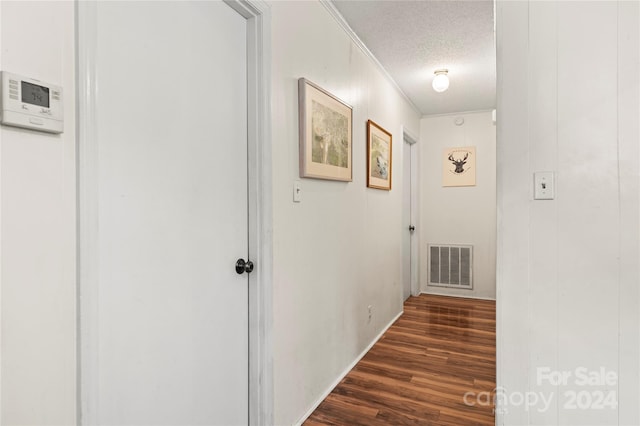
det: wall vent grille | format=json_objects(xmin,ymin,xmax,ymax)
[{"xmin": 428, "ymin": 244, "xmax": 473, "ymax": 289}]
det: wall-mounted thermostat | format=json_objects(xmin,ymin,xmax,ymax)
[{"xmin": 0, "ymin": 71, "xmax": 63, "ymax": 133}]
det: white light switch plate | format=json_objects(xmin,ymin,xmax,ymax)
[
  {"xmin": 293, "ymin": 181, "xmax": 302, "ymax": 203},
  {"xmin": 534, "ymin": 172, "xmax": 555, "ymax": 200}
]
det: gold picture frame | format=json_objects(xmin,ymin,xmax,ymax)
[
  {"xmin": 366, "ymin": 120, "xmax": 392, "ymax": 190},
  {"xmin": 298, "ymin": 78, "xmax": 353, "ymax": 181}
]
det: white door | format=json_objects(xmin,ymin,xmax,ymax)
[
  {"xmin": 402, "ymin": 134, "xmax": 417, "ymax": 300},
  {"xmin": 82, "ymin": 2, "xmax": 249, "ymax": 425}
]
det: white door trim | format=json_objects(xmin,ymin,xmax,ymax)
[
  {"xmin": 225, "ymin": 1, "xmax": 274, "ymax": 424},
  {"xmin": 402, "ymin": 126, "xmax": 420, "ymax": 297},
  {"xmin": 76, "ymin": 2, "xmax": 100, "ymax": 423},
  {"xmin": 75, "ymin": 1, "xmax": 273, "ymax": 424}
]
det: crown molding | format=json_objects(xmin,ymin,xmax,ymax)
[
  {"xmin": 421, "ymin": 108, "xmax": 496, "ymax": 119},
  {"xmin": 319, "ymin": 0, "xmax": 421, "ymax": 117}
]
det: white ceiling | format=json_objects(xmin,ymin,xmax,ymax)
[{"xmin": 331, "ymin": 0, "xmax": 496, "ymax": 116}]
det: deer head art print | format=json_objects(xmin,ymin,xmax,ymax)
[
  {"xmin": 443, "ymin": 146, "xmax": 476, "ymax": 187},
  {"xmin": 448, "ymin": 152, "xmax": 468, "ymax": 174}
]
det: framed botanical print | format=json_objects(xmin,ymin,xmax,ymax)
[
  {"xmin": 366, "ymin": 120, "xmax": 392, "ymax": 190},
  {"xmin": 298, "ymin": 78, "xmax": 353, "ymax": 181}
]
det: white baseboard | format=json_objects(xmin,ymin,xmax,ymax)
[
  {"xmin": 294, "ymin": 310, "xmax": 404, "ymax": 426},
  {"xmin": 420, "ymin": 291, "xmax": 496, "ymax": 302}
]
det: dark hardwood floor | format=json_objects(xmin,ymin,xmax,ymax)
[{"xmin": 304, "ymin": 294, "xmax": 496, "ymax": 425}]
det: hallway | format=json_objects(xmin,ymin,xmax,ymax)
[{"xmin": 304, "ymin": 294, "xmax": 496, "ymax": 425}]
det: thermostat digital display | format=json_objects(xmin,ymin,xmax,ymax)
[
  {"xmin": 1, "ymin": 71, "xmax": 63, "ymax": 133},
  {"xmin": 22, "ymin": 81, "xmax": 50, "ymax": 108}
]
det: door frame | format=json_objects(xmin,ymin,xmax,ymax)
[
  {"xmin": 75, "ymin": 1, "xmax": 273, "ymax": 424},
  {"xmin": 402, "ymin": 126, "xmax": 419, "ymax": 297}
]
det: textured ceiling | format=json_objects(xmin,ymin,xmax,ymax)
[{"xmin": 332, "ymin": 0, "xmax": 496, "ymax": 116}]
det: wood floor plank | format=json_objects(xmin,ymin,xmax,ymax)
[{"xmin": 303, "ymin": 294, "xmax": 496, "ymax": 425}]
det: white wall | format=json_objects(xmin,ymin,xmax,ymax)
[
  {"xmin": 269, "ymin": 1, "xmax": 420, "ymax": 424},
  {"xmin": 0, "ymin": 1, "xmax": 419, "ymax": 424},
  {"xmin": 0, "ymin": 1, "xmax": 76, "ymax": 425},
  {"xmin": 497, "ymin": 1, "xmax": 639, "ymax": 425},
  {"xmin": 419, "ymin": 111, "xmax": 496, "ymax": 299}
]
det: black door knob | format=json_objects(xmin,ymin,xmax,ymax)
[
  {"xmin": 409, "ymin": 225, "xmax": 415, "ymax": 232},
  {"xmin": 235, "ymin": 258, "xmax": 254, "ymax": 275}
]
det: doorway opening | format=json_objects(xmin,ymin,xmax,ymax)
[{"xmin": 402, "ymin": 128, "xmax": 419, "ymax": 301}]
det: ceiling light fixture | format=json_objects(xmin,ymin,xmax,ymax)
[{"xmin": 432, "ymin": 69, "xmax": 449, "ymax": 93}]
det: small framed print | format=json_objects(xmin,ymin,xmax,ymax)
[
  {"xmin": 366, "ymin": 120, "xmax": 392, "ymax": 190},
  {"xmin": 298, "ymin": 78, "xmax": 353, "ymax": 181},
  {"xmin": 443, "ymin": 146, "xmax": 476, "ymax": 187}
]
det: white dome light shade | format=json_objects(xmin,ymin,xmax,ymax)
[{"xmin": 432, "ymin": 69, "xmax": 449, "ymax": 93}]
